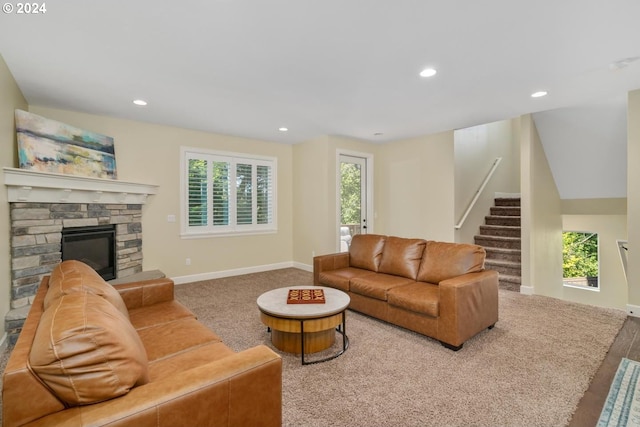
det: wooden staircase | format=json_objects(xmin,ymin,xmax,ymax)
[{"xmin": 474, "ymin": 197, "xmax": 521, "ymax": 292}]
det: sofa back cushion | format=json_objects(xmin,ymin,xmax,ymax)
[
  {"xmin": 378, "ymin": 237, "xmax": 426, "ymax": 280},
  {"xmin": 417, "ymin": 241, "xmax": 485, "ymax": 284},
  {"xmin": 29, "ymin": 291, "xmax": 149, "ymax": 406},
  {"xmin": 45, "ymin": 260, "xmax": 129, "ymax": 319},
  {"xmin": 349, "ymin": 234, "xmax": 387, "ymax": 272}
]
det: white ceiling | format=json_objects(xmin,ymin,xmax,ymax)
[{"xmin": 1, "ymin": 0, "xmax": 639, "ymax": 199}]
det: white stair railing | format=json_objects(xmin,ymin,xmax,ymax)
[
  {"xmin": 455, "ymin": 157, "xmax": 502, "ymax": 230},
  {"xmin": 617, "ymin": 239, "xmax": 628, "ymax": 280}
]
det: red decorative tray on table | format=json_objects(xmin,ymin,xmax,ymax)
[{"xmin": 286, "ymin": 288, "xmax": 326, "ymax": 304}]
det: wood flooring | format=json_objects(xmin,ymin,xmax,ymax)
[{"xmin": 569, "ymin": 316, "xmax": 640, "ymax": 426}]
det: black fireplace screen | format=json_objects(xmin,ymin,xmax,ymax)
[{"xmin": 61, "ymin": 225, "xmax": 116, "ymax": 280}]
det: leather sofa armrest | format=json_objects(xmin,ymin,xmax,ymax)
[
  {"xmin": 313, "ymin": 253, "xmax": 350, "ymax": 285},
  {"xmin": 25, "ymin": 345, "xmax": 283, "ymax": 427},
  {"xmin": 113, "ymin": 278, "xmax": 176, "ymax": 310},
  {"xmin": 437, "ymin": 270, "xmax": 499, "ymax": 347}
]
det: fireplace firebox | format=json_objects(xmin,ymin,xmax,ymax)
[{"xmin": 62, "ymin": 225, "xmax": 117, "ymax": 280}]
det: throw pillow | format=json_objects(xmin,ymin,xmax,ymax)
[
  {"xmin": 417, "ymin": 241, "xmax": 485, "ymax": 284},
  {"xmin": 45, "ymin": 260, "xmax": 129, "ymax": 319},
  {"xmin": 349, "ymin": 234, "xmax": 387, "ymax": 271},
  {"xmin": 378, "ymin": 237, "xmax": 426, "ymax": 280},
  {"xmin": 29, "ymin": 291, "xmax": 149, "ymax": 406}
]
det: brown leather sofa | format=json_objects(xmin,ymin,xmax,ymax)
[
  {"xmin": 2, "ymin": 260, "xmax": 282, "ymax": 427},
  {"xmin": 313, "ymin": 234, "xmax": 499, "ymax": 350}
]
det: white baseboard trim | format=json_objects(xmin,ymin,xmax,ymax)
[
  {"xmin": 626, "ymin": 305, "xmax": 640, "ymax": 317},
  {"xmin": 292, "ymin": 262, "xmax": 312, "ymax": 272},
  {"xmin": 172, "ymin": 261, "xmax": 297, "ymax": 285},
  {"xmin": 520, "ymin": 285, "xmax": 534, "ymax": 295}
]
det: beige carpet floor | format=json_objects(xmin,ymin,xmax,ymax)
[{"xmin": 0, "ymin": 268, "xmax": 628, "ymax": 426}]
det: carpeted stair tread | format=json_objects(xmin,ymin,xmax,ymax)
[
  {"xmin": 479, "ymin": 225, "xmax": 521, "ymax": 237},
  {"xmin": 494, "ymin": 197, "xmax": 521, "ymax": 207},
  {"xmin": 485, "ymin": 215, "xmax": 521, "ymax": 226},
  {"xmin": 484, "ymin": 247, "xmax": 521, "ymax": 262},
  {"xmin": 498, "ymin": 274, "xmax": 522, "ymax": 291},
  {"xmin": 490, "ymin": 206, "xmax": 521, "ymax": 216},
  {"xmin": 475, "ymin": 235, "xmax": 521, "ymax": 250},
  {"xmin": 485, "ymin": 259, "xmax": 521, "ymax": 268},
  {"xmin": 499, "ymin": 274, "xmax": 521, "ymax": 284},
  {"xmin": 485, "ymin": 259, "xmax": 521, "ymax": 276},
  {"xmin": 475, "ymin": 235, "xmax": 521, "ymax": 243}
]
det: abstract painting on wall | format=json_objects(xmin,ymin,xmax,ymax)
[{"xmin": 15, "ymin": 109, "xmax": 117, "ymax": 179}]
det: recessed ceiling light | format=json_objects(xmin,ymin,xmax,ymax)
[
  {"xmin": 133, "ymin": 99, "xmax": 148, "ymax": 106},
  {"xmin": 419, "ymin": 68, "xmax": 437, "ymax": 78},
  {"xmin": 278, "ymin": 127, "xmax": 288, "ymax": 132},
  {"xmin": 531, "ymin": 91, "xmax": 548, "ymax": 98}
]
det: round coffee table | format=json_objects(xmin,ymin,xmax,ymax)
[{"xmin": 257, "ymin": 286, "xmax": 350, "ymax": 365}]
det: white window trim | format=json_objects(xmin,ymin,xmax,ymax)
[
  {"xmin": 561, "ymin": 230, "xmax": 600, "ymax": 291},
  {"xmin": 180, "ymin": 146, "xmax": 277, "ymax": 238}
]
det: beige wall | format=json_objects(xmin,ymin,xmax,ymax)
[
  {"xmin": 520, "ymin": 114, "xmax": 563, "ymax": 297},
  {"xmin": 562, "ymin": 198, "xmax": 627, "ymax": 214},
  {"xmin": 0, "ymin": 55, "xmax": 28, "ymax": 341},
  {"xmin": 376, "ymin": 131, "xmax": 455, "ymax": 241},
  {"xmin": 562, "ymin": 215, "xmax": 627, "ymax": 309},
  {"xmin": 454, "ymin": 119, "xmax": 520, "ymax": 244},
  {"xmin": 294, "ymin": 130, "xmax": 456, "ymax": 267},
  {"xmin": 292, "ymin": 135, "xmax": 375, "ymax": 266},
  {"xmin": 292, "ymin": 136, "xmax": 332, "ymax": 265},
  {"xmin": 628, "ymin": 89, "xmax": 640, "ymax": 308},
  {"xmin": 29, "ymin": 106, "xmax": 294, "ymax": 282}
]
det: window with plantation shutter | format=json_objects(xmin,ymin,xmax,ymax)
[{"xmin": 181, "ymin": 148, "xmax": 277, "ymax": 237}]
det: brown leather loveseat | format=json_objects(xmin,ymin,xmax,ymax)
[
  {"xmin": 313, "ymin": 234, "xmax": 499, "ymax": 350},
  {"xmin": 2, "ymin": 260, "xmax": 282, "ymax": 427}
]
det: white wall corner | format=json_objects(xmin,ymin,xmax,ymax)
[
  {"xmin": 520, "ymin": 285, "xmax": 534, "ymax": 295},
  {"xmin": 627, "ymin": 304, "xmax": 640, "ymax": 317}
]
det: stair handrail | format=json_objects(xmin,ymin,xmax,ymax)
[
  {"xmin": 617, "ymin": 239, "xmax": 628, "ymax": 281},
  {"xmin": 454, "ymin": 157, "xmax": 502, "ymax": 230}
]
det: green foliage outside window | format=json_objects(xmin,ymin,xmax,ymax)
[
  {"xmin": 563, "ymin": 231, "xmax": 598, "ymax": 278},
  {"xmin": 340, "ymin": 162, "xmax": 361, "ymax": 225}
]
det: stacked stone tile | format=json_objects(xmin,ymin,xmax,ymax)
[{"xmin": 7, "ymin": 202, "xmax": 143, "ymax": 344}]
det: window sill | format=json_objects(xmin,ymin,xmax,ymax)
[
  {"xmin": 180, "ymin": 229, "xmax": 277, "ymax": 239},
  {"xmin": 563, "ymin": 283, "xmax": 600, "ymax": 292}
]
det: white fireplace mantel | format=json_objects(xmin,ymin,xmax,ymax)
[{"xmin": 3, "ymin": 167, "xmax": 158, "ymax": 204}]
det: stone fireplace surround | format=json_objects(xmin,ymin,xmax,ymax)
[{"xmin": 4, "ymin": 167, "xmax": 157, "ymax": 344}]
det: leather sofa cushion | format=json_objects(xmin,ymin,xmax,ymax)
[
  {"xmin": 387, "ymin": 282, "xmax": 439, "ymax": 317},
  {"xmin": 29, "ymin": 291, "xmax": 149, "ymax": 406},
  {"xmin": 128, "ymin": 300, "xmax": 196, "ymax": 330},
  {"xmin": 350, "ymin": 273, "xmax": 415, "ymax": 301},
  {"xmin": 349, "ymin": 234, "xmax": 386, "ymax": 271},
  {"xmin": 417, "ymin": 241, "xmax": 485, "ymax": 284},
  {"xmin": 378, "ymin": 237, "xmax": 426, "ymax": 279},
  {"xmin": 45, "ymin": 260, "xmax": 129, "ymax": 319},
  {"xmin": 318, "ymin": 268, "xmax": 376, "ymax": 292},
  {"xmin": 147, "ymin": 341, "xmax": 234, "ymax": 382},
  {"xmin": 136, "ymin": 317, "xmax": 223, "ymax": 362}
]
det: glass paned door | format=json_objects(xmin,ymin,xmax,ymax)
[{"xmin": 339, "ymin": 154, "xmax": 368, "ymax": 252}]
